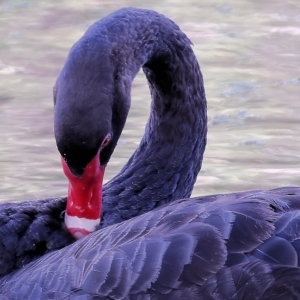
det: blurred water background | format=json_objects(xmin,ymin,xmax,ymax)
[{"xmin": 0, "ymin": 0, "xmax": 299, "ymax": 202}]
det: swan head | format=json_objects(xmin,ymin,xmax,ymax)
[{"xmin": 53, "ymin": 38, "xmax": 130, "ymax": 238}]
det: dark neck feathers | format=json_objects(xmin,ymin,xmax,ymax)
[{"xmin": 97, "ymin": 8, "xmax": 207, "ymax": 226}]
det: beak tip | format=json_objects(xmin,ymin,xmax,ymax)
[{"xmin": 65, "ymin": 213, "xmax": 100, "ymax": 239}]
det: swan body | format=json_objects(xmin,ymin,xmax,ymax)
[{"xmin": 1, "ymin": 187, "xmax": 300, "ymax": 299}]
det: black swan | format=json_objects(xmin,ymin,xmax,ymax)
[
  {"xmin": 1, "ymin": 7, "xmax": 300, "ymax": 299},
  {"xmin": 0, "ymin": 7, "xmax": 207, "ymax": 276}
]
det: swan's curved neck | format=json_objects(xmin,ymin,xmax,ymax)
[
  {"xmin": 55, "ymin": 8, "xmax": 207, "ymax": 227},
  {"xmin": 100, "ymin": 8, "xmax": 207, "ymax": 226}
]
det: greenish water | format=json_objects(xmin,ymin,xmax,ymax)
[{"xmin": 0, "ymin": 0, "xmax": 299, "ymax": 202}]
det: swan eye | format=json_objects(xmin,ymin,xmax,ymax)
[{"xmin": 101, "ymin": 134, "xmax": 111, "ymax": 148}]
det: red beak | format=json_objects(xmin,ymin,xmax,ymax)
[{"xmin": 61, "ymin": 154, "xmax": 105, "ymax": 239}]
